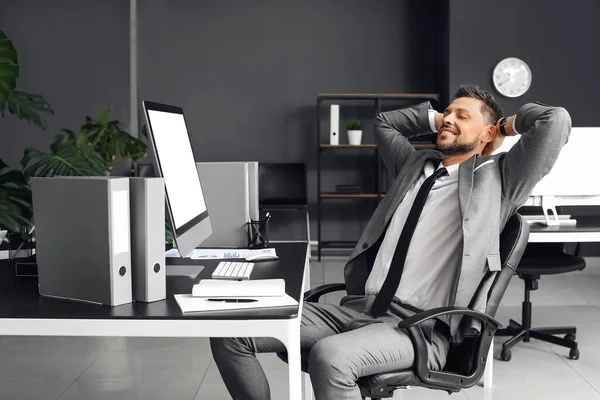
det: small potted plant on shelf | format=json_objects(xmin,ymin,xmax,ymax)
[{"xmin": 346, "ymin": 119, "xmax": 362, "ymax": 145}]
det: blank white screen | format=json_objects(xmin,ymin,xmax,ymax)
[
  {"xmin": 502, "ymin": 127, "xmax": 600, "ymax": 196},
  {"xmin": 147, "ymin": 109, "xmax": 207, "ymax": 230}
]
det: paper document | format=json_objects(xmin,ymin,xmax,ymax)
[
  {"xmin": 166, "ymin": 247, "xmax": 278, "ymax": 260},
  {"xmin": 174, "ymin": 293, "xmax": 298, "ymax": 313},
  {"xmin": 192, "ymin": 279, "xmax": 285, "ymax": 298}
]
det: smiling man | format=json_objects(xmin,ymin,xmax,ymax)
[
  {"xmin": 210, "ymin": 84, "xmax": 571, "ymax": 400},
  {"xmin": 433, "ymin": 85, "xmax": 509, "ymax": 160}
]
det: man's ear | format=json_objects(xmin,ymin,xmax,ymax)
[{"xmin": 482, "ymin": 125, "xmax": 497, "ymax": 144}]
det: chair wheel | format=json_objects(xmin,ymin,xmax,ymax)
[
  {"xmin": 569, "ymin": 348, "xmax": 579, "ymax": 360},
  {"xmin": 565, "ymin": 334, "xmax": 576, "ymax": 341},
  {"xmin": 501, "ymin": 349, "xmax": 512, "ymax": 361}
]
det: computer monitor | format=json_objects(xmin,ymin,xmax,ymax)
[
  {"xmin": 500, "ymin": 127, "xmax": 600, "ymax": 200},
  {"xmin": 141, "ymin": 101, "xmax": 212, "ymax": 257},
  {"xmin": 500, "ymin": 127, "xmax": 600, "ymax": 224}
]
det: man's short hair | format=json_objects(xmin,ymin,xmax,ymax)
[{"xmin": 454, "ymin": 84, "xmax": 503, "ymax": 125}]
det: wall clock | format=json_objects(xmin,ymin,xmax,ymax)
[{"xmin": 492, "ymin": 57, "xmax": 532, "ymax": 98}]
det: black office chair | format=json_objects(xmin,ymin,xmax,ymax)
[
  {"xmin": 495, "ymin": 242, "xmax": 585, "ymax": 361},
  {"xmin": 259, "ymin": 163, "xmax": 310, "ymax": 243},
  {"xmin": 278, "ymin": 213, "xmax": 529, "ymax": 398}
]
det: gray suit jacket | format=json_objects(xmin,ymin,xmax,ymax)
[{"xmin": 342, "ymin": 101, "xmax": 572, "ymax": 337}]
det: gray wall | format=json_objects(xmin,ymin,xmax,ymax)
[
  {"xmin": 0, "ymin": 0, "xmax": 130, "ymax": 170},
  {"xmin": 4, "ymin": 0, "xmax": 597, "ymax": 250},
  {"xmin": 137, "ymin": 0, "xmax": 442, "ymax": 243},
  {"xmin": 448, "ymin": 0, "xmax": 600, "ymax": 123},
  {"xmin": 447, "ymin": 0, "xmax": 600, "ymax": 255}
]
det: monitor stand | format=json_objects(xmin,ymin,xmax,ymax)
[
  {"xmin": 165, "ymin": 265, "xmax": 205, "ymax": 277},
  {"xmin": 526, "ymin": 195, "xmax": 578, "ymax": 227},
  {"xmin": 165, "ymin": 247, "xmax": 206, "ymax": 277}
]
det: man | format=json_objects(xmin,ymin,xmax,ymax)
[{"xmin": 210, "ymin": 84, "xmax": 571, "ymax": 400}]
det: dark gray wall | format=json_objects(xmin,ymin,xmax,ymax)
[
  {"xmin": 7, "ymin": 1, "xmax": 594, "ymax": 250},
  {"xmin": 0, "ymin": 0, "xmax": 130, "ymax": 170},
  {"xmin": 448, "ymin": 0, "xmax": 600, "ymax": 123},
  {"xmin": 447, "ymin": 0, "xmax": 600, "ymax": 255},
  {"xmin": 138, "ymin": 0, "xmax": 442, "ymax": 243}
]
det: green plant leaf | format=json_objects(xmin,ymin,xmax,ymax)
[
  {"xmin": 21, "ymin": 132, "xmax": 109, "ymax": 179},
  {"xmin": 6, "ymin": 89, "xmax": 54, "ymax": 130},
  {"xmin": 0, "ymin": 158, "xmax": 33, "ymax": 232},
  {"xmin": 82, "ymin": 109, "xmax": 148, "ymax": 169},
  {"xmin": 165, "ymin": 216, "xmax": 174, "ymax": 249},
  {"xmin": 0, "ymin": 30, "xmax": 19, "ymax": 112},
  {"xmin": 98, "ymin": 107, "xmax": 111, "ymax": 126},
  {"xmin": 346, "ymin": 119, "xmax": 361, "ymax": 130}
]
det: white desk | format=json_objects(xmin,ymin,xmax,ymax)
[
  {"xmin": 528, "ymin": 223, "xmax": 600, "ymax": 243},
  {"xmin": 0, "ymin": 242, "xmax": 311, "ymax": 400}
]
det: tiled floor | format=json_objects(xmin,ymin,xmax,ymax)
[{"xmin": 1, "ymin": 256, "xmax": 600, "ymax": 400}]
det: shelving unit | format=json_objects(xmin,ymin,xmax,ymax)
[{"xmin": 316, "ymin": 93, "xmax": 439, "ymax": 260}]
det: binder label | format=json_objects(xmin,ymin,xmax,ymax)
[{"xmin": 111, "ymin": 190, "xmax": 130, "ymax": 254}]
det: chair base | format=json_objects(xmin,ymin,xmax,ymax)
[
  {"xmin": 360, "ymin": 385, "xmax": 402, "ymax": 399},
  {"xmin": 496, "ymin": 319, "xmax": 579, "ymax": 361}
]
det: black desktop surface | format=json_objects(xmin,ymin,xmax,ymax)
[{"xmin": 0, "ymin": 242, "xmax": 307, "ymax": 320}]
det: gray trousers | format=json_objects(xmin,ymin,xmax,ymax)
[{"xmin": 209, "ymin": 296, "xmax": 450, "ymax": 400}]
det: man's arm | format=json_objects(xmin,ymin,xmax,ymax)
[
  {"xmin": 374, "ymin": 101, "xmax": 437, "ymax": 178},
  {"xmin": 499, "ymin": 103, "xmax": 572, "ymax": 206}
]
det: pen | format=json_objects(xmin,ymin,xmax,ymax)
[
  {"xmin": 206, "ymin": 298, "xmax": 258, "ymax": 303},
  {"xmin": 252, "ymin": 223, "xmax": 263, "ymax": 244}
]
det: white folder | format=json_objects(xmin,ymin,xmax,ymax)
[
  {"xmin": 129, "ymin": 177, "xmax": 166, "ymax": 302},
  {"xmin": 31, "ymin": 177, "xmax": 133, "ymax": 306}
]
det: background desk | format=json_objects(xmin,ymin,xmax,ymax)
[
  {"xmin": 0, "ymin": 242, "xmax": 310, "ymax": 400},
  {"xmin": 528, "ymin": 221, "xmax": 600, "ymax": 243}
]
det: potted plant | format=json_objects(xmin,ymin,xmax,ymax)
[
  {"xmin": 1, "ymin": 29, "xmax": 54, "ymax": 256},
  {"xmin": 0, "ymin": 29, "xmax": 149, "ymax": 261},
  {"xmin": 346, "ymin": 119, "xmax": 363, "ymax": 145}
]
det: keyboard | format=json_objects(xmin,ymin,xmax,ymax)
[{"xmin": 211, "ymin": 261, "xmax": 255, "ymax": 280}]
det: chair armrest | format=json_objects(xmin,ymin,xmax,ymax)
[
  {"xmin": 398, "ymin": 306, "xmax": 500, "ymax": 391},
  {"xmin": 397, "ymin": 306, "xmax": 501, "ymax": 331},
  {"xmin": 304, "ymin": 283, "xmax": 346, "ymax": 303}
]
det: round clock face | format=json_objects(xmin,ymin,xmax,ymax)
[{"xmin": 492, "ymin": 57, "xmax": 532, "ymax": 98}]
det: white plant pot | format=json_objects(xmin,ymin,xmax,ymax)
[{"xmin": 347, "ymin": 130, "xmax": 363, "ymax": 145}]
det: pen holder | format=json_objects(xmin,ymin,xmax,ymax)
[{"xmin": 247, "ymin": 219, "xmax": 269, "ymax": 249}]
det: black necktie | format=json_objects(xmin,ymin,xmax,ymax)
[{"xmin": 371, "ymin": 166, "xmax": 448, "ymax": 318}]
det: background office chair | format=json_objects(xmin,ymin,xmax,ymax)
[
  {"xmin": 259, "ymin": 163, "xmax": 310, "ymax": 243},
  {"xmin": 278, "ymin": 213, "xmax": 529, "ymax": 399},
  {"xmin": 495, "ymin": 242, "xmax": 585, "ymax": 361}
]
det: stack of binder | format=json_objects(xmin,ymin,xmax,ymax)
[{"xmin": 30, "ymin": 176, "xmax": 169, "ymax": 306}]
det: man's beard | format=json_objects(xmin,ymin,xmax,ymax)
[{"xmin": 435, "ymin": 137, "xmax": 479, "ymax": 156}]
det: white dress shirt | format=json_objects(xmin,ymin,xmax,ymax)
[
  {"xmin": 492, "ymin": 134, "xmax": 521, "ymax": 154},
  {"xmin": 365, "ymin": 161, "xmax": 462, "ymax": 313}
]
